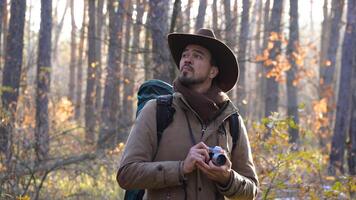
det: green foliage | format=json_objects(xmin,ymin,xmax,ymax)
[
  {"xmin": 250, "ymin": 112, "xmax": 355, "ymax": 200},
  {"xmin": 1, "ymin": 98, "xmax": 355, "ymax": 200},
  {"xmin": 40, "ymin": 162, "xmax": 125, "ymax": 199}
]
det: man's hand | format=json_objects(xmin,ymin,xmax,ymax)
[
  {"xmin": 182, "ymin": 142, "xmax": 210, "ymax": 174},
  {"xmin": 196, "ymin": 149, "xmax": 232, "ymax": 185}
]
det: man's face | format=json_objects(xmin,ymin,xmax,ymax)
[{"xmin": 178, "ymin": 44, "xmax": 218, "ymax": 86}]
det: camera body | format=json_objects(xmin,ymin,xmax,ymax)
[{"xmin": 208, "ymin": 146, "xmax": 227, "ymax": 166}]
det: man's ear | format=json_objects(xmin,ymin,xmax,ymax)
[{"xmin": 209, "ymin": 66, "xmax": 219, "ymax": 79}]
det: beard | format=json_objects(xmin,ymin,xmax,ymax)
[{"xmin": 178, "ymin": 72, "xmax": 207, "ymax": 87}]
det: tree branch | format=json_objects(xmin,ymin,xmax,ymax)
[{"xmin": 0, "ymin": 153, "xmax": 97, "ymax": 182}]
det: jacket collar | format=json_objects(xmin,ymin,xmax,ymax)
[{"xmin": 173, "ymin": 92, "xmax": 238, "ymax": 126}]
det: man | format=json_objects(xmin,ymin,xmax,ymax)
[{"xmin": 117, "ymin": 28, "xmax": 258, "ymax": 199}]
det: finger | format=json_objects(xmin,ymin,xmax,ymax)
[
  {"xmin": 192, "ymin": 152, "xmax": 207, "ymax": 164},
  {"xmin": 196, "ymin": 162, "xmax": 211, "ymax": 174},
  {"xmin": 208, "ymin": 160, "xmax": 229, "ymax": 172},
  {"xmin": 193, "ymin": 149, "xmax": 210, "ymax": 159},
  {"xmin": 193, "ymin": 142, "xmax": 209, "ymax": 150}
]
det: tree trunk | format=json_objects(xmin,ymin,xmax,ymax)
[
  {"xmin": 0, "ymin": 0, "xmax": 4, "ymax": 68},
  {"xmin": 212, "ymin": 0, "xmax": 219, "ymax": 37},
  {"xmin": 149, "ymin": 0, "xmax": 171, "ymax": 82},
  {"xmin": 286, "ymin": 0, "xmax": 299, "ymax": 143},
  {"xmin": 0, "ymin": 0, "xmax": 26, "ymax": 158},
  {"xmin": 350, "ymin": 102, "xmax": 356, "ymax": 175},
  {"xmin": 85, "ymin": 0, "xmax": 97, "ymax": 143},
  {"xmin": 131, "ymin": 0, "xmax": 144, "ymax": 85},
  {"xmin": 52, "ymin": 0, "xmax": 69, "ymax": 64},
  {"xmin": 349, "ymin": 18, "xmax": 356, "ymax": 174},
  {"xmin": 320, "ymin": 0, "xmax": 344, "ymax": 108},
  {"xmin": 319, "ymin": 0, "xmax": 331, "ymax": 70},
  {"xmin": 310, "ymin": 0, "xmax": 314, "ymax": 34},
  {"xmin": 97, "ymin": 0, "xmax": 125, "ymax": 149},
  {"xmin": 75, "ymin": 0, "xmax": 87, "ymax": 120},
  {"xmin": 223, "ymin": 0, "xmax": 234, "ymax": 48},
  {"xmin": 329, "ymin": 0, "xmax": 355, "ymax": 175},
  {"xmin": 264, "ymin": 0, "xmax": 283, "ymax": 117},
  {"xmin": 35, "ymin": 0, "xmax": 52, "ymax": 161},
  {"xmin": 68, "ymin": 0, "xmax": 76, "ymax": 103},
  {"xmin": 169, "ymin": 0, "xmax": 181, "ymax": 78},
  {"xmin": 170, "ymin": 0, "xmax": 181, "ymax": 33},
  {"xmin": 253, "ymin": 0, "xmax": 263, "ymax": 120},
  {"xmin": 183, "ymin": 0, "xmax": 192, "ymax": 32},
  {"xmin": 236, "ymin": 0, "xmax": 250, "ymax": 116},
  {"xmin": 144, "ymin": 2, "xmax": 152, "ymax": 81},
  {"xmin": 195, "ymin": 0, "xmax": 207, "ymax": 31},
  {"xmin": 232, "ymin": 0, "xmax": 238, "ymax": 45},
  {"xmin": 144, "ymin": 21, "xmax": 152, "ymax": 80},
  {"xmin": 350, "ymin": 48, "xmax": 356, "ymax": 175},
  {"xmin": 95, "ymin": 0, "xmax": 104, "ymax": 112},
  {"xmin": 122, "ymin": 1, "xmax": 133, "ymax": 132},
  {"xmin": 259, "ymin": 0, "xmax": 270, "ymax": 119},
  {"xmin": 2, "ymin": 0, "xmax": 8, "ymax": 61}
]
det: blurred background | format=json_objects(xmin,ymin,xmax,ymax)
[{"xmin": 0, "ymin": 0, "xmax": 355, "ymax": 199}]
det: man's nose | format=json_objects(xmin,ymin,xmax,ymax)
[
  {"xmin": 183, "ymin": 55, "xmax": 192, "ymax": 64},
  {"xmin": 184, "ymin": 59, "xmax": 192, "ymax": 65}
]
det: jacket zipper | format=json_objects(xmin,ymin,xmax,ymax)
[{"xmin": 201, "ymin": 123, "xmax": 207, "ymax": 138}]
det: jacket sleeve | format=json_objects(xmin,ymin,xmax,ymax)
[
  {"xmin": 117, "ymin": 100, "xmax": 186, "ymax": 190},
  {"xmin": 216, "ymin": 116, "xmax": 259, "ymax": 199}
]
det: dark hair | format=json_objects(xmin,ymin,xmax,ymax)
[{"xmin": 210, "ymin": 56, "xmax": 217, "ymax": 67}]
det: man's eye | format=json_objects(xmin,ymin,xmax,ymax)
[{"xmin": 194, "ymin": 54, "xmax": 202, "ymax": 59}]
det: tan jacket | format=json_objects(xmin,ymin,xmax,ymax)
[{"xmin": 117, "ymin": 92, "xmax": 259, "ymax": 200}]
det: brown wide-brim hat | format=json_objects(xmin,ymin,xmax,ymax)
[{"xmin": 168, "ymin": 28, "xmax": 239, "ymax": 92}]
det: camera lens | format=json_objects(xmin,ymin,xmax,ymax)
[
  {"xmin": 209, "ymin": 146, "xmax": 227, "ymax": 166},
  {"xmin": 213, "ymin": 154, "xmax": 226, "ymax": 166}
]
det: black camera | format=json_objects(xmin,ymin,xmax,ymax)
[{"xmin": 208, "ymin": 146, "xmax": 227, "ymax": 166}]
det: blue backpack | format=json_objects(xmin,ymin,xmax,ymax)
[{"xmin": 124, "ymin": 79, "xmax": 240, "ymax": 200}]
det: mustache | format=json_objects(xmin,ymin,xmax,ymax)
[{"xmin": 181, "ymin": 64, "xmax": 193, "ymax": 71}]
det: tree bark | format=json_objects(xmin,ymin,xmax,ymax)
[
  {"xmin": 223, "ymin": 0, "xmax": 234, "ymax": 48},
  {"xmin": 68, "ymin": 0, "xmax": 76, "ymax": 103},
  {"xmin": 236, "ymin": 0, "xmax": 250, "ymax": 116},
  {"xmin": 264, "ymin": 0, "xmax": 283, "ymax": 117},
  {"xmin": 259, "ymin": 0, "xmax": 270, "ymax": 119},
  {"xmin": 170, "ymin": 0, "xmax": 181, "ymax": 33},
  {"xmin": 195, "ymin": 0, "xmax": 207, "ymax": 31},
  {"xmin": 350, "ymin": 27, "xmax": 356, "ymax": 174},
  {"xmin": 144, "ymin": 20, "xmax": 152, "ymax": 80},
  {"xmin": 319, "ymin": 0, "xmax": 331, "ymax": 72},
  {"xmin": 52, "ymin": 0, "xmax": 69, "ymax": 63},
  {"xmin": 95, "ymin": 0, "xmax": 105, "ymax": 112},
  {"xmin": 286, "ymin": 0, "xmax": 299, "ymax": 143},
  {"xmin": 122, "ymin": 1, "xmax": 133, "ymax": 132},
  {"xmin": 320, "ymin": 0, "xmax": 344, "ymax": 105},
  {"xmin": 75, "ymin": 0, "xmax": 87, "ymax": 120},
  {"xmin": 35, "ymin": 0, "xmax": 52, "ymax": 161},
  {"xmin": 0, "ymin": 0, "xmax": 4, "ymax": 68},
  {"xmin": 253, "ymin": 0, "xmax": 263, "ymax": 120},
  {"xmin": 350, "ymin": 51, "xmax": 356, "ymax": 175},
  {"xmin": 0, "ymin": 0, "xmax": 26, "ymax": 158},
  {"xmin": 2, "ymin": 0, "xmax": 8, "ymax": 61},
  {"xmin": 149, "ymin": 0, "xmax": 171, "ymax": 82},
  {"xmin": 212, "ymin": 0, "xmax": 219, "ymax": 37},
  {"xmin": 329, "ymin": 0, "xmax": 355, "ymax": 175},
  {"xmin": 85, "ymin": 0, "xmax": 97, "ymax": 143},
  {"xmin": 97, "ymin": 0, "xmax": 125, "ymax": 149},
  {"xmin": 183, "ymin": 0, "xmax": 192, "ymax": 32}
]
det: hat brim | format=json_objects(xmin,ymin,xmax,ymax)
[{"xmin": 168, "ymin": 33, "xmax": 239, "ymax": 92}]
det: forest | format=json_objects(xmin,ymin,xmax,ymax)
[{"xmin": 0, "ymin": 0, "xmax": 355, "ymax": 199}]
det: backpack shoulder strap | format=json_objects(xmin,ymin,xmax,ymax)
[
  {"xmin": 229, "ymin": 112, "xmax": 240, "ymax": 151},
  {"xmin": 156, "ymin": 94, "xmax": 175, "ymax": 147}
]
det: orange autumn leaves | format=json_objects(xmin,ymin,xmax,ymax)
[{"xmin": 254, "ymin": 32, "xmax": 316, "ymax": 85}]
